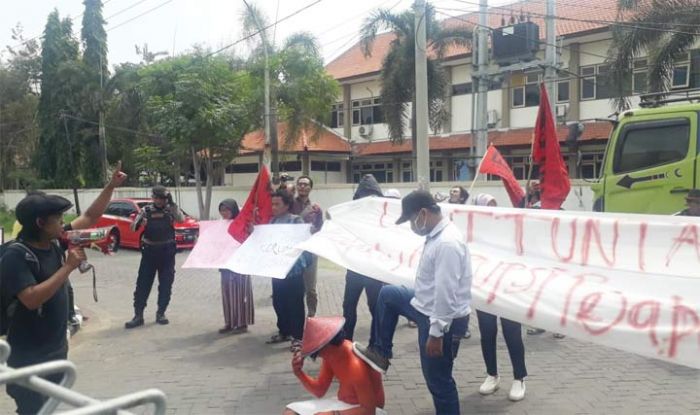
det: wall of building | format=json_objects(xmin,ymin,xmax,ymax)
[{"xmin": 223, "ymin": 155, "xmax": 260, "ymax": 186}]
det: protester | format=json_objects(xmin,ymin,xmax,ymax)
[
  {"xmin": 521, "ymin": 182, "xmax": 565, "ymax": 339},
  {"xmin": 264, "ymin": 190, "xmax": 309, "ymax": 352},
  {"xmin": 0, "ymin": 164, "xmax": 126, "ymax": 414},
  {"xmin": 473, "ymin": 195, "xmax": 527, "ymax": 401},
  {"xmin": 343, "ymin": 175, "xmax": 386, "ymax": 346},
  {"xmin": 290, "ymin": 175, "xmax": 323, "ymax": 317},
  {"xmin": 675, "ymin": 189, "xmax": 700, "ymax": 216},
  {"xmin": 218, "ymin": 199, "xmax": 254, "ymax": 335},
  {"xmin": 448, "ymin": 186, "xmax": 470, "ymax": 205},
  {"xmin": 125, "ymin": 185, "xmax": 184, "ymax": 329},
  {"xmin": 354, "ymin": 190, "xmax": 472, "ymax": 415},
  {"xmin": 285, "ymin": 316, "xmax": 385, "ymax": 415}
]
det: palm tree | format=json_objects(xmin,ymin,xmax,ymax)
[
  {"xmin": 240, "ymin": 3, "xmax": 339, "ymax": 153},
  {"xmin": 360, "ymin": 4, "xmax": 471, "ymax": 145},
  {"xmin": 607, "ymin": 0, "xmax": 700, "ymax": 110}
]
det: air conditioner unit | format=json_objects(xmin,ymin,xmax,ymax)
[
  {"xmin": 556, "ymin": 104, "xmax": 569, "ymax": 119},
  {"xmin": 358, "ymin": 125, "xmax": 373, "ymax": 138},
  {"xmin": 487, "ymin": 110, "xmax": 499, "ymax": 127}
]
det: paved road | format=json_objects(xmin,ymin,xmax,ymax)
[{"xmin": 1, "ymin": 250, "xmax": 699, "ymax": 414}]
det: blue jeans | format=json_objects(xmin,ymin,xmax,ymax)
[{"xmin": 373, "ymin": 285, "xmax": 468, "ymax": 415}]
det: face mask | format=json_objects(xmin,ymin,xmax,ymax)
[{"xmin": 410, "ymin": 209, "xmax": 429, "ymax": 236}]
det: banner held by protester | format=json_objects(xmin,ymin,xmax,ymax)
[{"xmin": 298, "ymin": 197, "xmax": 700, "ymax": 370}]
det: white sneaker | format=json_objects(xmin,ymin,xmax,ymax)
[
  {"xmin": 479, "ymin": 375, "xmax": 500, "ymax": 395},
  {"xmin": 508, "ymin": 380, "xmax": 526, "ymax": 401}
]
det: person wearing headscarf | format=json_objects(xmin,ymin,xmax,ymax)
[
  {"xmin": 473, "ymin": 195, "xmax": 527, "ymax": 402},
  {"xmin": 218, "ymin": 199, "xmax": 254, "ymax": 334}
]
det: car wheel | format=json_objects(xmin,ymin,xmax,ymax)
[{"xmin": 109, "ymin": 229, "xmax": 120, "ymax": 253}]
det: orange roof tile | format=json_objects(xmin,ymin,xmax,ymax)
[
  {"xmin": 355, "ymin": 121, "xmax": 612, "ymax": 156},
  {"xmin": 240, "ymin": 122, "xmax": 351, "ymax": 154},
  {"xmin": 326, "ymin": 0, "xmax": 621, "ymax": 80}
]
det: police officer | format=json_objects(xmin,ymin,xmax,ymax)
[{"xmin": 125, "ymin": 185, "xmax": 184, "ymax": 329}]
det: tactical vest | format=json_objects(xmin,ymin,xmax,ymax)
[{"xmin": 143, "ymin": 205, "xmax": 176, "ymax": 243}]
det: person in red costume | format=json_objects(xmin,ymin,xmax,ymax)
[{"xmin": 284, "ymin": 316, "xmax": 386, "ymax": 415}]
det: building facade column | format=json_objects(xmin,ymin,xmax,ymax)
[
  {"xmin": 568, "ymin": 43, "xmax": 581, "ymax": 122},
  {"xmin": 343, "ymin": 84, "xmax": 352, "ymax": 139},
  {"xmin": 500, "ymin": 74, "xmax": 511, "ymax": 129}
]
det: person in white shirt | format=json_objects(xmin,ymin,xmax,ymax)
[{"xmin": 354, "ymin": 190, "xmax": 472, "ymax": 415}]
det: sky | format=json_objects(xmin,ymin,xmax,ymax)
[{"xmin": 0, "ymin": 0, "xmax": 517, "ymax": 68}]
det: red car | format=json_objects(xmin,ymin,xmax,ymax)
[{"xmin": 96, "ymin": 198, "xmax": 199, "ymax": 251}]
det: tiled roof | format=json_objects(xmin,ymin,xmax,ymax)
[
  {"xmin": 326, "ymin": 0, "xmax": 621, "ymax": 81},
  {"xmin": 240, "ymin": 122, "xmax": 351, "ymax": 154},
  {"xmin": 354, "ymin": 121, "xmax": 612, "ymax": 156}
]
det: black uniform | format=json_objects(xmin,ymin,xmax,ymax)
[{"xmin": 131, "ymin": 204, "xmax": 181, "ymax": 317}]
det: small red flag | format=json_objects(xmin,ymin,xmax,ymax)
[
  {"xmin": 532, "ymin": 83, "xmax": 570, "ymax": 209},
  {"xmin": 228, "ymin": 165, "xmax": 273, "ymax": 243},
  {"xmin": 479, "ymin": 145, "xmax": 526, "ymax": 207}
]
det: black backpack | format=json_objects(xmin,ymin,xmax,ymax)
[{"xmin": 0, "ymin": 240, "xmax": 42, "ymax": 336}]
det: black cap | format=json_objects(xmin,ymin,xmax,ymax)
[
  {"xmin": 395, "ymin": 190, "xmax": 438, "ymax": 225},
  {"xmin": 686, "ymin": 189, "xmax": 700, "ymax": 201},
  {"xmin": 152, "ymin": 185, "xmax": 168, "ymax": 198},
  {"xmin": 15, "ymin": 193, "xmax": 73, "ymax": 227}
]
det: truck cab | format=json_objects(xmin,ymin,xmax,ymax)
[{"xmin": 592, "ymin": 102, "xmax": 700, "ymax": 214}]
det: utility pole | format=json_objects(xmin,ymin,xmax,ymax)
[
  {"xmin": 243, "ymin": 0, "xmax": 279, "ymax": 181},
  {"xmin": 414, "ymin": 0, "xmax": 430, "ymax": 189},
  {"xmin": 544, "ymin": 0, "xmax": 557, "ymax": 117},
  {"xmin": 99, "ymin": 53, "xmax": 108, "ymax": 184},
  {"xmin": 474, "ymin": 0, "xmax": 489, "ymax": 173}
]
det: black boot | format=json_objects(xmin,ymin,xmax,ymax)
[
  {"xmin": 125, "ymin": 314, "xmax": 144, "ymax": 329},
  {"xmin": 155, "ymin": 312, "xmax": 169, "ymax": 325}
]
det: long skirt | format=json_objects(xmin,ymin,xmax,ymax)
[{"xmin": 221, "ymin": 270, "xmax": 254, "ymax": 328}]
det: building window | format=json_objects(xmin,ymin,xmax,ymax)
[
  {"xmin": 511, "ymin": 72, "xmax": 541, "ymax": 108},
  {"xmin": 429, "ymin": 160, "xmax": 445, "ymax": 182},
  {"xmin": 311, "ymin": 161, "xmax": 342, "ymax": 172},
  {"xmin": 452, "ymin": 82, "xmax": 472, "ymax": 96},
  {"xmin": 580, "ymin": 64, "xmax": 613, "ymax": 100},
  {"xmin": 226, "ymin": 163, "xmax": 259, "ymax": 174},
  {"xmin": 632, "ymin": 59, "xmax": 648, "ymax": 95},
  {"xmin": 613, "ymin": 119, "xmax": 689, "ymax": 174},
  {"xmin": 672, "ymin": 54, "xmax": 691, "ymax": 89},
  {"xmin": 452, "ymin": 159, "xmax": 473, "ymax": 181},
  {"xmin": 330, "ymin": 103, "xmax": 344, "ymax": 128},
  {"xmin": 352, "ymin": 161, "xmax": 393, "ymax": 183},
  {"xmin": 579, "ymin": 152, "xmax": 605, "ymax": 179},
  {"xmin": 279, "ymin": 161, "xmax": 302, "ymax": 172},
  {"xmin": 557, "ymin": 80, "xmax": 570, "ymax": 103},
  {"xmin": 351, "ymin": 98, "xmax": 383, "ymax": 126}
]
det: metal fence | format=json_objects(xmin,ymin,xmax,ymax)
[{"xmin": 0, "ymin": 340, "xmax": 166, "ymax": 414}]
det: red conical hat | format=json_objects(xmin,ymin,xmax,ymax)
[{"xmin": 301, "ymin": 316, "xmax": 345, "ymax": 357}]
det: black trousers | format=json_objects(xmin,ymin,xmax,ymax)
[
  {"xmin": 272, "ymin": 270, "xmax": 305, "ymax": 340},
  {"xmin": 7, "ymin": 349, "xmax": 67, "ymax": 415},
  {"xmin": 342, "ymin": 270, "xmax": 384, "ymax": 345},
  {"xmin": 133, "ymin": 243, "xmax": 176, "ymax": 315},
  {"xmin": 476, "ymin": 310, "xmax": 528, "ymax": 380}
]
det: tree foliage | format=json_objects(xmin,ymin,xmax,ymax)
[
  {"xmin": 607, "ymin": 0, "xmax": 700, "ymax": 110},
  {"xmin": 360, "ymin": 5, "xmax": 471, "ymax": 144}
]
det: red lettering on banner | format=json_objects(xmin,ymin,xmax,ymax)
[
  {"xmin": 496, "ymin": 213, "xmax": 525, "ymax": 255},
  {"xmin": 580, "ymin": 219, "xmax": 619, "ymax": 267},
  {"xmin": 527, "ymin": 268, "xmax": 563, "ymax": 319},
  {"xmin": 628, "ymin": 300, "xmax": 660, "ymax": 347},
  {"xmin": 390, "ymin": 252, "xmax": 405, "ymax": 272},
  {"xmin": 665, "ymin": 225, "xmax": 700, "ymax": 266},
  {"xmin": 668, "ymin": 296, "xmax": 700, "ymax": 358},
  {"xmin": 551, "ymin": 218, "xmax": 577, "ymax": 262},
  {"xmin": 504, "ymin": 264, "xmax": 538, "ymax": 294},
  {"xmin": 465, "ymin": 210, "xmax": 493, "ymax": 243},
  {"xmin": 561, "ymin": 273, "xmax": 608, "ymax": 327},
  {"xmin": 576, "ymin": 290, "xmax": 628, "ymax": 336},
  {"xmin": 486, "ymin": 262, "xmax": 527, "ymax": 303},
  {"xmin": 638, "ymin": 223, "xmax": 648, "ymax": 272},
  {"xmin": 473, "ymin": 261, "xmax": 504, "ymax": 288},
  {"xmin": 378, "ymin": 201, "xmax": 390, "ymax": 228}
]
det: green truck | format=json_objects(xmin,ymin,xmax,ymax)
[{"xmin": 591, "ymin": 96, "xmax": 700, "ymax": 214}]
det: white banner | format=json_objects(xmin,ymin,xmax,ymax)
[
  {"xmin": 228, "ymin": 224, "xmax": 311, "ymax": 279},
  {"xmin": 298, "ymin": 197, "xmax": 700, "ymax": 369},
  {"xmin": 182, "ymin": 220, "xmax": 240, "ymax": 269}
]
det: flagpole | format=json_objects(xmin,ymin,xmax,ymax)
[{"xmin": 468, "ymin": 148, "xmax": 488, "ymax": 197}]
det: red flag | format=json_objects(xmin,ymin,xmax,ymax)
[
  {"xmin": 531, "ymin": 83, "xmax": 570, "ymax": 209},
  {"xmin": 479, "ymin": 145, "xmax": 526, "ymax": 207},
  {"xmin": 228, "ymin": 165, "xmax": 273, "ymax": 243}
]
